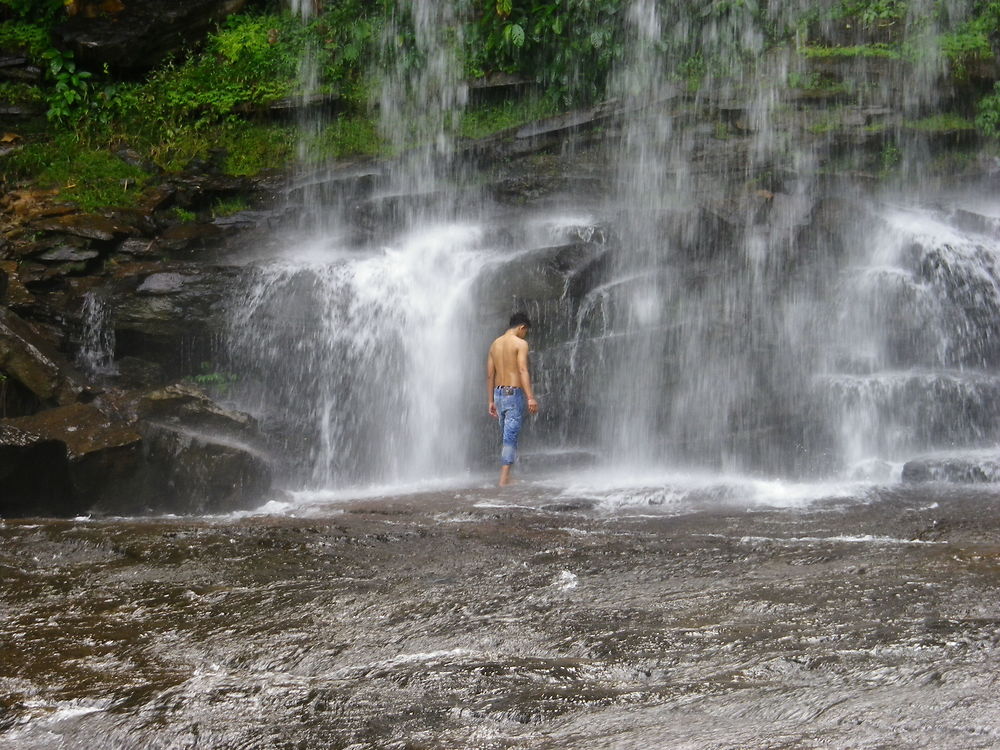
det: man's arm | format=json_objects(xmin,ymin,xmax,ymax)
[
  {"xmin": 516, "ymin": 340, "xmax": 539, "ymax": 414},
  {"xmin": 487, "ymin": 349, "xmax": 498, "ymax": 417}
]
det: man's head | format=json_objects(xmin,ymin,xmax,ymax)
[{"xmin": 508, "ymin": 312, "xmax": 531, "ymax": 338}]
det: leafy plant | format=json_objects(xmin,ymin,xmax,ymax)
[
  {"xmin": 0, "ymin": 0, "xmax": 64, "ymax": 25},
  {"xmin": 976, "ymin": 82, "xmax": 1000, "ymax": 137},
  {"xmin": 211, "ymin": 196, "xmax": 248, "ymax": 217},
  {"xmin": 0, "ymin": 20, "xmax": 50, "ymax": 57},
  {"xmin": 42, "ymin": 48, "xmax": 92, "ymax": 123},
  {"xmin": 940, "ymin": 1, "xmax": 1000, "ymax": 78},
  {"xmin": 186, "ymin": 362, "xmax": 238, "ymax": 396}
]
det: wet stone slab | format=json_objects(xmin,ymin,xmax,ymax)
[{"xmin": 1, "ymin": 484, "xmax": 1000, "ymax": 748}]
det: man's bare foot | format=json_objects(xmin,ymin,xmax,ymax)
[{"xmin": 499, "ymin": 465, "xmax": 512, "ymax": 486}]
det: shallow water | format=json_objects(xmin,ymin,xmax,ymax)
[{"xmin": 2, "ymin": 479, "xmax": 1000, "ymax": 749}]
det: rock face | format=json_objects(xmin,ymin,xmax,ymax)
[
  {"xmin": 0, "ymin": 424, "xmax": 77, "ymax": 517},
  {"xmin": 0, "ymin": 385, "xmax": 273, "ymax": 517},
  {"xmin": 2, "ymin": 402, "xmax": 142, "ymax": 510},
  {"xmin": 53, "ymin": 0, "xmax": 249, "ymax": 75},
  {"xmin": 108, "ymin": 383, "xmax": 272, "ymax": 516},
  {"xmin": 0, "ymin": 307, "xmax": 89, "ymax": 408},
  {"xmin": 902, "ymin": 453, "xmax": 1000, "ymax": 484}
]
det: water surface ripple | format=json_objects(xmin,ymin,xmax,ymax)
[{"xmin": 2, "ymin": 484, "xmax": 999, "ymax": 748}]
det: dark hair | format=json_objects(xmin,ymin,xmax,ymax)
[{"xmin": 508, "ymin": 312, "xmax": 531, "ymax": 329}]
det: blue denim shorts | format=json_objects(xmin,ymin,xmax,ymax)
[{"xmin": 495, "ymin": 386, "xmax": 526, "ymax": 466}]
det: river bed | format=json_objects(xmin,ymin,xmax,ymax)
[{"xmin": 2, "ymin": 479, "xmax": 1000, "ymax": 748}]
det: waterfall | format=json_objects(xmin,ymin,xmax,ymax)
[
  {"xmin": 76, "ymin": 291, "xmax": 117, "ymax": 378},
  {"xmin": 226, "ymin": 0, "xmax": 998, "ymax": 491},
  {"xmin": 226, "ymin": 0, "xmax": 484, "ymax": 490}
]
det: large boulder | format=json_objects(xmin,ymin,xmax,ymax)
[
  {"xmin": 0, "ymin": 307, "xmax": 89, "ymax": 408},
  {"xmin": 111, "ymin": 265, "xmax": 242, "ymax": 373},
  {"xmin": 0, "ymin": 424, "xmax": 78, "ymax": 517},
  {"xmin": 1, "ymin": 403, "xmax": 142, "ymax": 514},
  {"xmin": 902, "ymin": 452, "xmax": 1000, "ymax": 484},
  {"xmin": 53, "ymin": 0, "xmax": 249, "ymax": 75},
  {"xmin": 95, "ymin": 383, "xmax": 273, "ymax": 515}
]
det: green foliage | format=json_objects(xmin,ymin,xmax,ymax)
[
  {"xmin": 211, "ymin": 196, "xmax": 248, "ymax": 217},
  {"xmin": 42, "ymin": 48, "xmax": 93, "ymax": 123},
  {"xmin": 186, "ymin": 362, "xmax": 238, "ymax": 396},
  {"xmin": 799, "ymin": 43, "xmax": 903, "ymax": 59},
  {"xmin": 458, "ymin": 98, "xmax": 557, "ymax": 139},
  {"xmin": 466, "ymin": 0, "xmax": 625, "ymax": 106},
  {"xmin": 879, "ymin": 142, "xmax": 901, "ymax": 174},
  {"xmin": 976, "ymin": 81, "xmax": 1000, "ymax": 137},
  {"xmin": 0, "ymin": 80, "xmax": 43, "ymax": 105},
  {"xmin": 0, "ymin": 20, "xmax": 50, "ymax": 57},
  {"xmin": 940, "ymin": 1, "xmax": 1000, "ymax": 78},
  {"xmin": 834, "ymin": 0, "xmax": 905, "ymax": 27},
  {"xmin": 174, "ymin": 207, "xmax": 197, "ymax": 222},
  {"xmin": 3, "ymin": 133, "xmax": 148, "ymax": 210},
  {"xmin": 905, "ymin": 113, "xmax": 974, "ymax": 132},
  {"xmin": 0, "ymin": 0, "xmax": 63, "ymax": 25},
  {"xmin": 301, "ymin": 114, "xmax": 382, "ymax": 161}
]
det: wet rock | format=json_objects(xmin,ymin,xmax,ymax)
[
  {"xmin": 2, "ymin": 402, "xmax": 142, "ymax": 507},
  {"xmin": 53, "ymin": 0, "xmax": 249, "ymax": 74},
  {"xmin": 114, "ymin": 266, "xmax": 239, "ymax": 370},
  {"xmin": 115, "ymin": 356, "xmax": 166, "ymax": 390},
  {"xmin": 114, "ymin": 146, "xmax": 161, "ymax": 175},
  {"xmin": 137, "ymin": 382, "xmax": 257, "ymax": 435},
  {"xmin": 154, "ymin": 222, "xmax": 225, "ymax": 252},
  {"xmin": 136, "ymin": 271, "xmax": 199, "ymax": 295},
  {"xmin": 118, "ymin": 238, "xmax": 157, "ymax": 257},
  {"xmin": 91, "ymin": 383, "xmax": 274, "ymax": 515},
  {"xmin": 0, "ymin": 261, "xmax": 35, "ymax": 308},
  {"xmin": 0, "ymin": 424, "xmax": 78, "ymax": 517},
  {"xmin": 0, "ymin": 64, "xmax": 42, "ymax": 84},
  {"xmin": 32, "ymin": 213, "xmax": 136, "ymax": 242},
  {"xmin": 949, "ymin": 209, "xmax": 1000, "ymax": 239},
  {"xmin": 0, "ymin": 306, "xmax": 89, "ymax": 407},
  {"xmin": 138, "ymin": 423, "xmax": 272, "ymax": 514},
  {"xmin": 902, "ymin": 453, "xmax": 1000, "ymax": 484},
  {"xmin": 37, "ymin": 245, "xmax": 102, "ymax": 263}
]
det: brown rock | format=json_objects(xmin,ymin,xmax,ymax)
[
  {"xmin": 0, "ymin": 261, "xmax": 35, "ymax": 308},
  {"xmin": 2, "ymin": 402, "xmax": 142, "ymax": 506},
  {"xmin": 32, "ymin": 213, "xmax": 136, "ymax": 242},
  {"xmin": 0, "ymin": 307, "xmax": 88, "ymax": 406},
  {"xmin": 0, "ymin": 423, "xmax": 78, "ymax": 517}
]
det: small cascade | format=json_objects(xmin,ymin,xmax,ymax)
[
  {"xmin": 817, "ymin": 206, "xmax": 1000, "ymax": 466},
  {"xmin": 225, "ymin": 0, "xmax": 482, "ymax": 490},
  {"xmin": 76, "ymin": 291, "xmax": 117, "ymax": 378}
]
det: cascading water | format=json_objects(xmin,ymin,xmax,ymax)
[
  {"xmin": 226, "ymin": 0, "xmax": 1000, "ymax": 494},
  {"xmin": 225, "ymin": 0, "xmax": 492, "ymax": 490},
  {"xmin": 76, "ymin": 291, "xmax": 117, "ymax": 378}
]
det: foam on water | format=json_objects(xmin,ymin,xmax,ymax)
[{"xmin": 543, "ymin": 468, "xmax": 877, "ymax": 514}]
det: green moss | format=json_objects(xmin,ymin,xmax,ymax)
[
  {"xmin": 458, "ymin": 98, "xmax": 558, "ymax": 140},
  {"xmin": 211, "ymin": 196, "xmax": 249, "ymax": 217},
  {"xmin": 2, "ymin": 134, "xmax": 149, "ymax": 210},
  {"xmin": 799, "ymin": 43, "xmax": 903, "ymax": 59},
  {"xmin": 0, "ymin": 20, "xmax": 50, "ymax": 58},
  {"xmin": 0, "ymin": 81, "xmax": 44, "ymax": 105},
  {"xmin": 905, "ymin": 113, "xmax": 974, "ymax": 132}
]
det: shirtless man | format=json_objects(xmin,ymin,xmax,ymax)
[{"xmin": 487, "ymin": 312, "xmax": 539, "ymax": 486}]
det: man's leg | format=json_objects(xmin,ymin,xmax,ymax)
[{"xmin": 498, "ymin": 392, "xmax": 525, "ymax": 486}]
